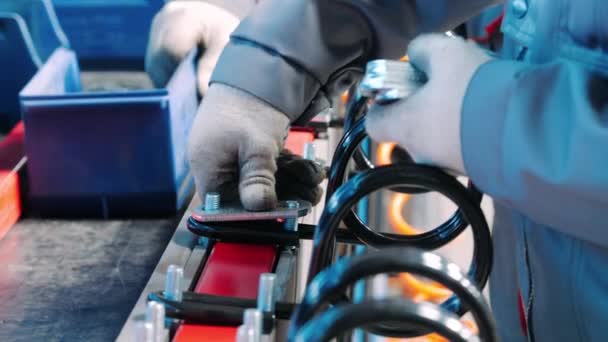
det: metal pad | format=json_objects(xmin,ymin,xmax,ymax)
[{"xmin": 191, "ymin": 200, "xmax": 312, "ymax": 222}]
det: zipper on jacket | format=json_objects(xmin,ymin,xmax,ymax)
[{"xmin": 522, "ymin": 227, "xmax": 536, "ymax": 342}]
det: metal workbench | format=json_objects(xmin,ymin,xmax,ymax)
[{"xmin": 0, "ymin": 216, "xmax": 180, "ymax": 341}]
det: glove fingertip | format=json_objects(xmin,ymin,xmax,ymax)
[
  {"xmin": 365, "ymin": 107, "xmax": 395, "ymax": 142},
  {"xmin": 310, "ymin": 186, "xmax": 324, "ymax": 206},
  {"xmin": 240, "ymin": 183, "xmax": 278, "ymax": 211}
]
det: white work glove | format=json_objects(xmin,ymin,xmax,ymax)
[
  {"xmin": 145, "ymin": 1, "xmax": 239, "ymax": 95},
  {"xmin": 366, "ymin": 34, "xmax": 493, "ymax": 175},
  {"xmin": 189, "ymin": 84, "xmax": 326, "ymax": 211}
]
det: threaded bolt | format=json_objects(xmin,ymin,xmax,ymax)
[
  {"xmin": 134, "ymin": 321, "xmax": 154, "ymax": 342},
  {"xmin": 204, "ymin": 192, "xmax": 221, "ymax": 211},
  {"xmin": 284, "ymin": 200, "xmax": 300, "ymax": 231},
  {"xmin": 303, "ymin": 142, "xmax": 316, "ymax": 161},
  {"xmin": 236, "ymin": 324, "xmax": 255, "ymax": 342},
  {"xmin": 164, "ymin": 265, "xmax": 184, "ymax": 302},
  {"xmin": 243, "ymin": 309, "xmax": 263, "ymax": 342},
  {"xmin": 257, "ymin": 273, "xmax": 277, "ymax": 313},
  {"xmin": 146, "ymin": 302, "xmax": 166, "ymax": 342}
]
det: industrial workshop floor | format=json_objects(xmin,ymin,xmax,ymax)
[{"xmin": 0, "ymin": 218, "xmax": 178, "ymax": 341}]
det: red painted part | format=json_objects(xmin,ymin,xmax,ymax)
[
  {"xmin": 517, "ymin": 290, "xmax": 528, "ymax": 336},
  {"xmin": 173, "ymin": 243, "xmax": 278, "ymax": 342},
  {"xmin": 471, "ymin": 13, "xmax": 505, "ymax": 44},
  {"xmin": 284, "ymin": 130, "xmax": 315, "ymax": 156},
  {"xmin": 0, "ymin": 172, "xmax": 20, "ymax": 241},
  {"xmin": 0, "ymin": 122, "xmax": 25, "ymax": 241},
  {"xmin": 174, "ymin": 129, "xmax": 310, "ymax": 341}
]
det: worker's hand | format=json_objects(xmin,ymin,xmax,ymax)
[
  {"xmin": 145, "ymin": 1, "xmax": 239, "ymax": 95},
  {"xmin": 276, "ymin": 149, "xmax": 326, "ymax": 205},
  {"xmin": 189, "ymin": 84, "xmax": 326, "ymax": 211},
  {"xmin": 365, "ymin": 34, "xmax": 493, "ymax": 175}
]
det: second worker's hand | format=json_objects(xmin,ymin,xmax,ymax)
[
  {"xmin": 365, "ymin": 34, "xmax": 494, "ymax": 176},
  {"xmin": 188, "ymin": 84, "xmax": 326, "ymax": 211},
  {"xmin": 145, "ymin": 1, "xmax": 239, "ymax": 96}
]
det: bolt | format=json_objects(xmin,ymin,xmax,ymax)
[
  {"xmin": 284, "ymin": 200, "xmax": 300, "ymax": 231},
  {"xmin": 204, "ymin": 192, "xmax": 221, "ymax": 211},
  {"xmin": 134, "ymin": 321, "xmax": 154, "ymax": 342},
  {"xmin": 146, "ymin": 301, "xmax": 166, "ymax": 342},
  {"xmin": 236, "ymin": 324, "xmax": 255, "ymax": 342},
  {"xmin": 257, "ymin": 273, "xmax": 277, "ymax": 313},
  {"xmin": 164, "ymin": 265, "xmax": 184, "ymax": 302},
  {"xmin": 303, "ymin": 142, "xmax": 316, "ymax": 161},
  {"xmin": 243, "ymin": 309, "xmax": 263, "ymax": 342}
]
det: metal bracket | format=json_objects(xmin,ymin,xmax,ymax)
[{"xmin": 191, "ymin": 200, "xmax": 312, "ymax": 223}]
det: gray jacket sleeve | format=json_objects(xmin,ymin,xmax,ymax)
[
  {"xmin": 200, "ymin": 0, "xmax": 256, "ymax": 19},
  {"xmin": 210, "ymin": 0, "xmax": 500, "ymax": 124},
  {"xmin": 462, "ymin": 59, "xmax": 608, "ymax": 246}
]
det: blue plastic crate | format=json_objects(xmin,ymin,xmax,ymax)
[
  {"xmin": 20, "ymin": 47, "xmax": 199, "ymax": 218},
  {"xmin": 53, "ymin": 0, "xmax": 164, "ymax": 67},
  {"xmin": 0, "ymin": 0, "xmax": 69, "ymax": 132}
]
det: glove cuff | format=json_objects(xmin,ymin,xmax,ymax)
[
  {"xmin": 206, "ymin": 84, "xmax": 290, "ymax": 145},
  {"xmin": 210, "ymin": 41, "xmax": 324, "ymax": 123}
]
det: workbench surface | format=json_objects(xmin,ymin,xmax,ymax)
[{"xmin": 0, "ymin": 218, "xmax": 178, "ymax": 341}]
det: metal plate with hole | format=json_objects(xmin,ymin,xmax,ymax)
[{"xmin": 191, "ymin": 200, "xmax": 312, "ymax": 222}]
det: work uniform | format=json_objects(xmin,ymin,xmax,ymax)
[
  {"xmin": 174, "ymin": 0, "xmax": 255, "ymax": 19},
  {"xmin": 209, "ymin": 1, "xmax": 608, "ymax": 341}
]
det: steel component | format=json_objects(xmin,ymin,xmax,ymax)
[
  {"xmin": 116, "ymin": 198, "xmax": 207, "ymax": 341},
  {"xmin": 236, "ymin": 324, "xmax": 256, "ymax": 342},
  {"xmin": 243, "ymin": 309, "xmax": 263, "ymax": 342},
  {"xmin": 359, "ymin": 59, "xmax": 427, "ymax": 103},
  {"xmin": 290, "ymin": 247, "xmax": 496, "ymax": 341},
  {"xmin": 164, "ymin": 265, "xmax": 184, "ymax": 302},
  {"xmin": 134, "ymin": 321, "xmax": 154, "ymax": 342},
  {"xmin": 257, "ymin": 273, "xmax": 277, "ymax": 313},
  {"xmin": 303, "ymin": 142, "xmax": 316, "ymax": 161},
  {"xmin": 204, "ymin": 192, "xmax": 221, "ymax": 211},
  {"xmin": 283, "ymin": 201, "xmax": 300, "ymax": 231},
  {"xmin": 172, "ymin": 243, "xmax": 278, "ymax": 341},
  {"xmin": 191, "ymin": 199, "xmax": 311, "ymax": 223},
  {"xmin": 293, "ymin": 299, "xmax": 479, "ymax": 342},
  {"xmin": 145, "ymin": 301, "xmax": 166, "ymax": 342}
]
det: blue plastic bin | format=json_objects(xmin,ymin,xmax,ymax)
[
  {"xmin": 20, "ymin": 47, "xmax": 199, "ymax": 218},
  {"xmin": 53, "ymin": 0, "xmax": 164, "ymax": 68},
  {"xmin": 0, "ymin": 0, "xmax": 69, "ymax": 132}
]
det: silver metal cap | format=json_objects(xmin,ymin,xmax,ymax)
[
  {"xmin": 134, "ymin": 321, "xmax": 154, "ymax": 342},
  {"xmin": 236, "ymin": 324, "xmax": 256, "ymax": 342},
  {"xmin": 204, "ymin": 192, "xmax": 221, "ymax": 211},
  {"xmin": 303, "ymin": 142, "xmax": 316, "ymax": 161},
  {"xmin": 146, "ymin": 301, "xmax": 166, "ymax": 342},
  {"xmin": 257, "ymin": 273, "xmax": 277, "ymax": 313},
  {"xmin": 243, "ymin": 309, "xmax": 263, "ymax": 342},
  {"xmin": 284, "ymin": 201, "xmax": 300, "ymax": 231},
  {"xmin": 164, "ymin": 265, "xmax": 184, "ymax": 302},
  {"xmin": 359, "ymin": 59, "xmax": 427, "ymax": 103}
]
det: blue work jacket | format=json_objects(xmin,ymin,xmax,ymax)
[
  {"xmin": 209, "ymin": 1, "xmax": 608, "ymax": 340},
  {"xmin": 466, "ymin": 2, "xmax": 608, "ymax": 341}
]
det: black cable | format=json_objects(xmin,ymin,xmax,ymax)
[
  {"xmin": 292, "ymin": 299, "xmax": 476, "ymax": 342},
  {"xmin": 291, "ymin": 247, "xmax": 497, "ymax": 341}
]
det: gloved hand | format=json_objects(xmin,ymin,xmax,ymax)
[
  {"xmin": 276, "ymin": 149, "xmax": 326, "ymax": 205},
  {"xmin": 145, "ymin": 1, "xmax": 239, "ymax": 95},
  {"xmin": 189, "ymin": 84, "xmax": 326, "ymax": 211},
  {"xmin": 365, "ymin": 34, "xmax": 493, "ymax": 175}
]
